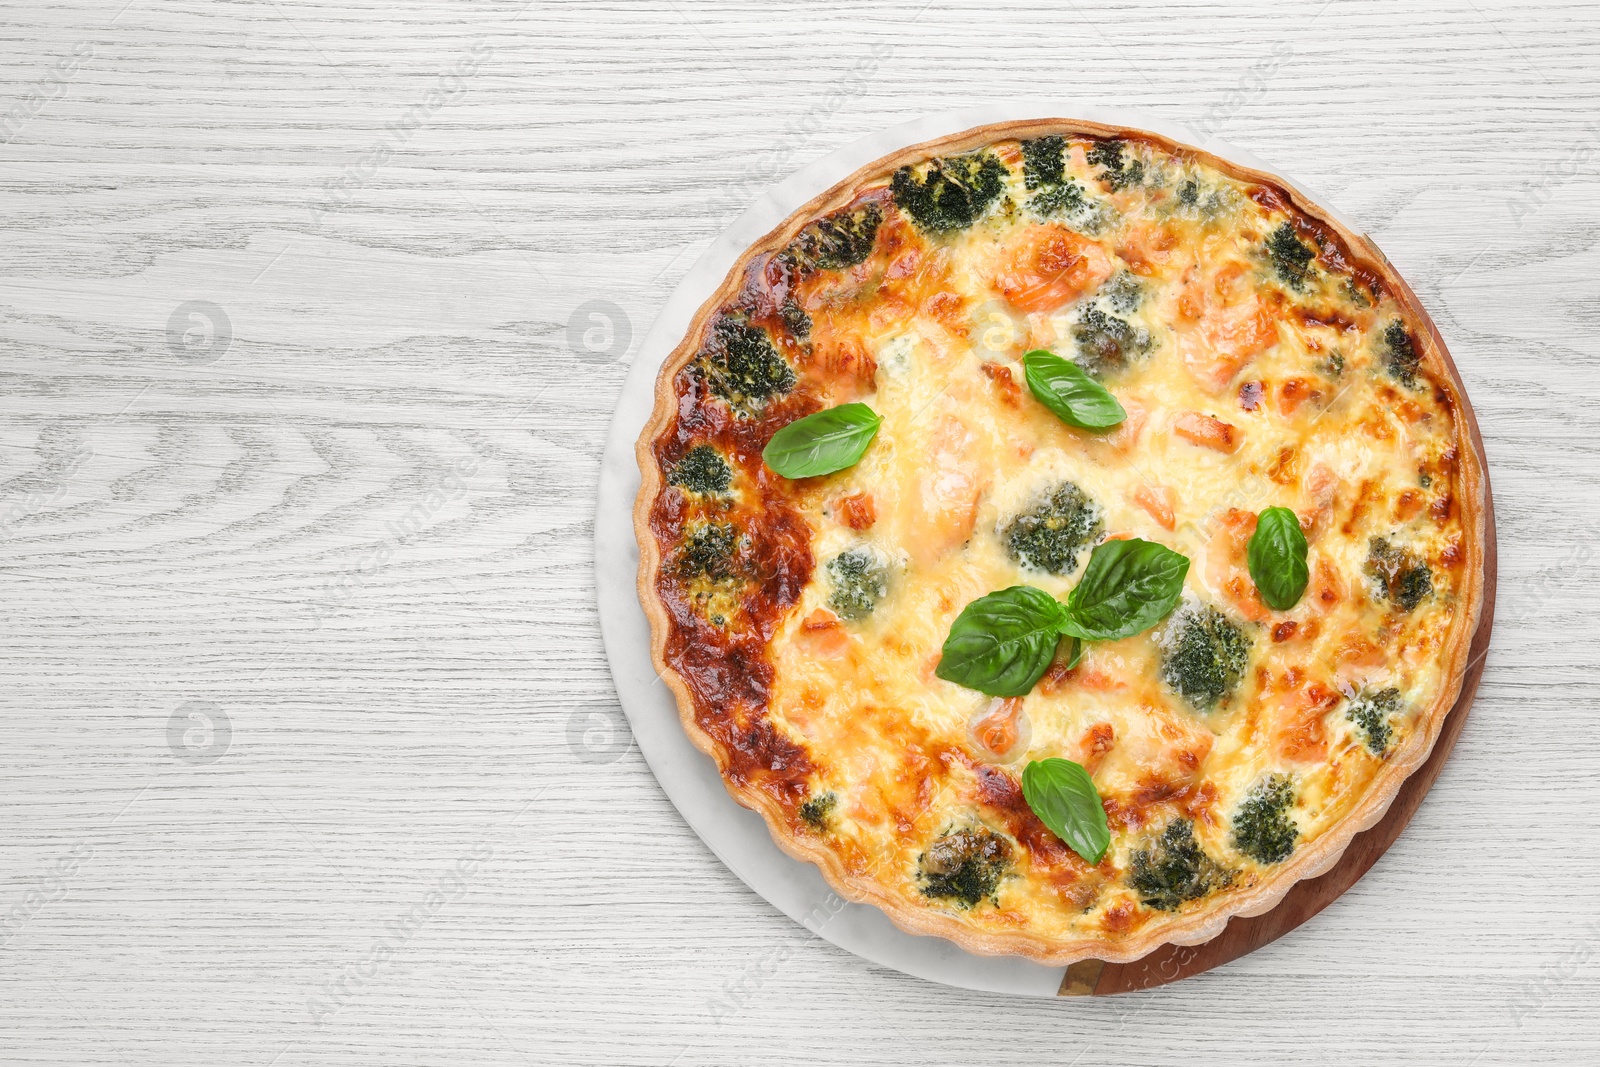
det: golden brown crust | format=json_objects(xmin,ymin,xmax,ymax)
[{"xmin": 633, "ymin": 118, "xmax": 1486, "ymax": 965}]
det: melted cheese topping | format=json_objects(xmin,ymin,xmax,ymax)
[{"xmin": 656, "ymin": 134, "xmax": 1469, "ymax": 951}]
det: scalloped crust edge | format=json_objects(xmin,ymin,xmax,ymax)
[{"xmin": 632, "ymin": 117, "xmax": 1487, "ymax": 968}]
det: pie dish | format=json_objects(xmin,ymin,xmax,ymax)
[{"xmin": 633, "ymin": 119, "xmax": 1485, "ymax": 964}]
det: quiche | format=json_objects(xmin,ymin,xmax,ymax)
[{"xmin": 634, "ymin": 120, "xmax": 1486, "ymax": 964}]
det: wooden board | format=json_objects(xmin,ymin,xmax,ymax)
[{"xmin": 1062, "ymin": 315, "xmax": 1498, "ymax": 996}]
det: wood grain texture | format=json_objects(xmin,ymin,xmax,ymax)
[{"xmin": 0, "ymin": 0, "xmax": 1597, "ymax": 1064}]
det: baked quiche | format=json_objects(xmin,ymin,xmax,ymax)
[{"xmin": 634, "ymin": 120, "xmax": 1486, "ymax": 964}]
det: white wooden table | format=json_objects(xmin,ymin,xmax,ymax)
[{"xmin": 2, "ymin": 1, "xmax": 1597, "ymax": 1063}]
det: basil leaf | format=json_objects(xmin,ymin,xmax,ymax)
[
  {"xmin": 935, "ymin": 586, "xmax": 1068, "ymax": 697},
  {"xmin": 1059, "ymin": 537, "xmax": 1190, "ymax": 641},
  {"xmin": 1022, "ymin": 349, "xmax": 1126, "ymax": 430},
  {"xmin": 1064, "ymin": 636, "xmax": 1084, "ymax": 671},
  {"xmin": 762, "ymin": 402, "xmax": 881, "ymax": 479},
  {"xmin": 1021, "ymin": 757, "xmax": 1111, "ymax": 865},
  {"xmin": 1248, "ymin": 506, "xmax": 1309, "ymax": 610}
]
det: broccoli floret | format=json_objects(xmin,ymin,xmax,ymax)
[
  {"xmin": 1348, "ymin": 687, "xmax": 1403, "ymax": 756},
  {"xmin": 1028, "ymin": 179, "xmax": 1100, "ymax": 224},
  {"xmin": 1099, "ymin": 270, "xmax": 1142, "ymax": 314},
  {"xmin": 1366, "ymin": 536, "xmax": 1433, "ymax": 612},
  {"xmin": 1172, "ymin": 178, "xmax": 1239, "ymax": 222},
  {"xmin": 674, "ymin": 522, "xmax": 741, "ymax": 582},
  {"xmin": 674, "ymin": 522, "xmax": 749, "ymax": 626},
  {"xmin": 799, "ymin": 791, "xmax": 837, "ymax": 830},
  {"xmin": 1027, "ymin": 178, "xmax": 1086, "ymax": 215},
  {"xmin": 919, "ymin": 827, "xmax": 1011, "ymax": 908},
  {"xmin": 1018, "ymin": 140, "xmax": 1110, "ymax": 231},
  {"xmin": 1086, "ymin": 138, "xmax": 1144, "ymax": 191},
  {"xmin": 891, "ymin": 151, "xmax": 1008, "ymax": 234},
  {"xmin": 785, "ymin": 203, "xmax": 883, "ymax": 273},
  {"xmin": 1073, "ymin": 305, "xmax": 1150, "ymax": 378},
  {"xmin": 779, "ymin": 296, "xmax": 811, "ymax": 341},
  {"xmin": 695, "ymin": 318, "xmax": 795, "ymax": 416},
  {"xmin": 1127, "ymin": 819, "xmax": 1233, "ymax": 911},
  {"xmin": 668, "ymin": 445, "xmax": 732, "ymax": 496},
  {"xmin": 1020, "ymin": 135, "xmax": 1106, "ymax": 227},
  {"xmin": 1159, "ymin": 603, "xmax": 1251, "ymax": 712},
  {"xmin": 826, "ymin": 548, "xmax": 888, "ymax": 620},
  {"xmin": 1055, "ymin": 276, "xmax": 1146, "ymax": 370},
  {"xmin": 1231, "ymin": 775, "xmax": 1299, "ymax": 864},
  {"xmin": 1266, "ymin": 222, "xmax": 1315, "ymax": 291},
  {"xmin": 1322, "ymin": 351, "xmax": 1346, "ymax": 379},
  {"xmin": 1383, "ymin": 318, "xmax": 1421, "ymax": 387},
  {"xmin": 1003, "ymin": 482, "xmax": 1104, "ymax": 576},
  {"xmin": 1021, "ymin": 135, "xmax": 1066, "ymax": 189}
]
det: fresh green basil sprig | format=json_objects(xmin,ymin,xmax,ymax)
[
  {"xmin": 1021, "ymin": 757, "xmax": 1111, "ymax": 865},
  {"xmin": 1057, "ymin": 537, "xmax": 1190, "ymax": 641},
  {"xmin": 934, "ymin": 585, "xmax": 1068, "ymax": 697},
  {"xmin": 761, "ymin": 402, "xmax": 881, "ymax": 478},
  {"xmin": 1247, "ymin": 506, "xmax": 1309, "ymax": 611},
  {"xmin": 1022, "ymin": 349, "xmax": 1126, "ymax": 431},
  {"xmin": 935, "ymin": 537, "xmax": 1190, "ymax": 697}
]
